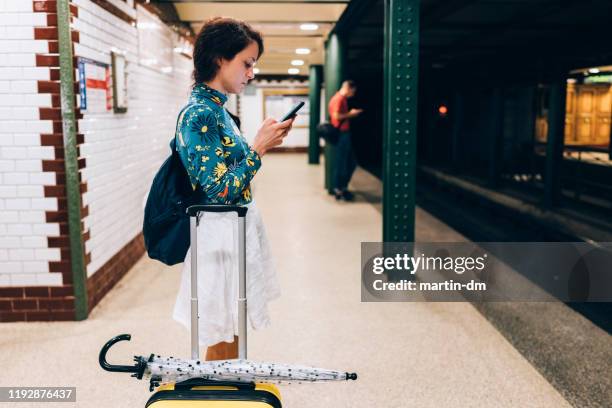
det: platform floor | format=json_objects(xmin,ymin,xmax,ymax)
[{"xmin": 0, "ymin": 154, "xmax": 570, "ymax": 407}]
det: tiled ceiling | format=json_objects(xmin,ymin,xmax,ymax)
[{"xmin": 157, "ymin": 0, "xmax": 348, "ymax": 75}]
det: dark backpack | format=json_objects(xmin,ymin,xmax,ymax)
[
  {"xmin": 143, "ymin": 134, "xmax": 205, "ymax": 266},
  {"xmin": 316, "ymin": 122, "xmax": 340, "ymax": 145}
]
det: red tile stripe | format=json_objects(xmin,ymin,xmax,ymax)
[
  {"xmin": 35, "ymin": 0, "xmax": 88, "ymax": 291},
  {"xmin": 85, "ymin": 78, "xmax": 107, "ymax": 89},
  {"xmin": 0, "ymin": 285, "xmax": 75, "ymax": 322}
]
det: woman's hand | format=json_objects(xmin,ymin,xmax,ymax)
[{"xmin": 252, "ymin": 116, "xmax": 295, "ymax": 157}]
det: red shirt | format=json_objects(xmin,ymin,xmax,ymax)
[{"xmin": 328, "ymin": 92, "xmax": 350, "ymax": 132}]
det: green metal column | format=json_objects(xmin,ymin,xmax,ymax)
[
  {"xmin": 324, "ymin": 34, "xmax": 345, "ymax": 192},
  {"xmin": 57, "ymin": 0, "xmax": 88, "ymax": 320},
  {"xmin": 544, "ymin": 80, "xmax": 567, "ymax": 208},
  {"xmin": 383, "ymin": 0, "xmax": 420, "ymax": 242},
  {"xmin": 308, "ymin": 65, "xmax": 323, "ymax": 164}
]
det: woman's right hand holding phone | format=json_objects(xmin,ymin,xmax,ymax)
[{"xmin": 252, "ymin": 116, "xmax": 295, "ymax": 157}]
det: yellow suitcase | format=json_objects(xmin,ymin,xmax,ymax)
[{"xmin": 146, "ymin": 379, "xmax": 281, "ymax": 407}]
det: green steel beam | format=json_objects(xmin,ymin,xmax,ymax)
[
  {"xmin": 544, "ymin": 80, "xmax": 566, "ymax": 208},
  {"xmin": 324, "ymin": 34, "xmax": 345, "ymax": 192},
  {"xmin": 383, "ymin": 0, "xmax": 420, "ymax": 242},
  {"xmin": 57, "ymin": 0, "xmax": 88, "ymax": 320},
  {"xmin": 308, "ymin": 65, "xmax": 323, "ymax": 165}
]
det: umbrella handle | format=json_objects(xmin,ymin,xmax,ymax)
[{"xmin": 99, "ymin": 334, "xmax": 148, "ymax": 379}]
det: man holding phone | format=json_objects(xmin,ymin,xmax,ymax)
[{"xmin": 328, "ymin": 80, "xmax": 363, "ymax": 201}]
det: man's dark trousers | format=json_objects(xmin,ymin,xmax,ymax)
[{"xmin": 334, "ymin": 131, "xmax": 357, "ymax": 191}]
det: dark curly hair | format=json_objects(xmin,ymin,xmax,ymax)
[{"xmin": 192, "ymin": 17, "xmax": 264, "ymax": 85}]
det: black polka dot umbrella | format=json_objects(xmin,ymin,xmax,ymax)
[{"xmin": 100, "ymin": 334, "xmax": 357, "ymax": 390}]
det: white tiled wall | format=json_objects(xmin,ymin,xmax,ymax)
[
  {"xmin": 71, "ymin": 1, "xmax": 193, "ymax": 276},
  {"xmin": 0, "ymin": 0, "xmax": 34, "ymax": 13},
  {"xmin": 0, "ymin": 1, "xmax": 194, "ymax": 285},
  {"xmin": 0, "ymin": 1, "xmax": 61, "ymax": 286}
]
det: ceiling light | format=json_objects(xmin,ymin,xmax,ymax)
[
  {"xmin": 588, "ymin": 68, "xmax": 600, "ymax": 74},
  {"xmin": 253, "ymin": 68, "xmax": 260, "ymax": 74},
  {"xmin": 295, "ymin": 48, "xmax": 310, "ymax": 55},
  {"xmin": 300, "ymin": 23, "xmax": 319, "ymax": 31},
  {"xmin": 291, "ymin": 60, "xmax": 304, "ymax": 66},
  {"xmin": 288, "ymin": 68, "xmax": 300, "ymax": 75}
]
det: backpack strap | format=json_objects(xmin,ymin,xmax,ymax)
[
  {"xmin": 174, "ymin": 104, "xmax": 195, "ymax": 149},
  {"xmin": 173, "ymin": 102, "xmax": 218, "ymax": 197}
]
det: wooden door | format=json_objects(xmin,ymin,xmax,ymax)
[
  {"xmin": 564, "ymin": 84, "xmax": 577, "ymax": 144},
  {"xmin": 576, "ymin": 86, "xmax": 596, "ymax": 144},
  {"xmin": 594, "ymin": 87, "xmax": 611, "ymax": 146},
  {"xmin": 574, "ymin": 84, "xmax": 611, "ymax": 146}
]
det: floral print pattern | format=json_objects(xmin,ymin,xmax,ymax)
[{"xmin": 175, "ymin": 83, "xmax": 261, "ymax": 205}]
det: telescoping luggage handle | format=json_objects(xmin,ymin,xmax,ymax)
[
  {"xmin": 187, "ymin": 205, "xmax": 248, "ymax": 218},
  {"xmin": 186, "ymin": 205, "xmax": 249, "ymax": 361}
]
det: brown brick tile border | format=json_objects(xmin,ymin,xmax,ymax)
[{"xmin": 0, "ymin": 284, "xmax": 75, "ymax": 322}]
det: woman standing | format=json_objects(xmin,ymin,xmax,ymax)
[{"xmin": 172, "ymin": 17, "xmax": 294, "ymax": 360}]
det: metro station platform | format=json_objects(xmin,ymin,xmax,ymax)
[{"xmin": 0, "ymin": 154, "xmax": 576, "ymax": 408}]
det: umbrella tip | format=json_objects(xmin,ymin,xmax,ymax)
[{"xmin": 346, "ymin": 372, "xmax": 357, "ymax": 381}]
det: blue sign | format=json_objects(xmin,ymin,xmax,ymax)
[{"xmin": 78, "ymin": 60, "xmax": 87, "ymax": 111}]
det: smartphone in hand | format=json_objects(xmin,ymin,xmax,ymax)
[{"xmin": 280, "ymin": 101, "xmax": 305, "ymax": 122}]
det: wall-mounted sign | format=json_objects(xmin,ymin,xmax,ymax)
[
  {"xmin": 111, "ymin": 51, "xmax": 128, "ymax": 113},
  {"xmin": 77, "ymin": 57, "xmax": 111, "ymax": 112}
]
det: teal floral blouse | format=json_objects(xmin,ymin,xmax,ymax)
[{"xmin": 175, "ymin": 83, "xmax": 261, "ymax": 205}]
